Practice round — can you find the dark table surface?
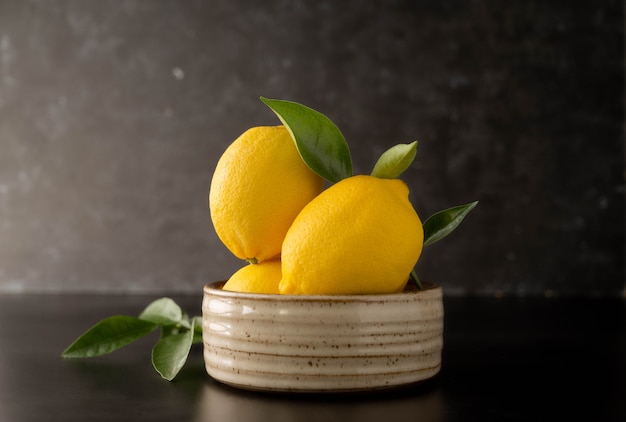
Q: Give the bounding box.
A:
[0,293,624,422]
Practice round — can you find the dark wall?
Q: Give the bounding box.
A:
[0,0,624,296]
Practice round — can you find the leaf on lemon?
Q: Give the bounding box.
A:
[423,201,478,247]
[371,141,418,179]
[260,97,352,183]
[151,318,195,381]
[61,316,158,358]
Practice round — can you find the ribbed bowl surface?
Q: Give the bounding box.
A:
[202,281,444,392]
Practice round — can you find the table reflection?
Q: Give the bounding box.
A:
[194,377,444,422]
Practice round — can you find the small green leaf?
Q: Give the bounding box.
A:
[151,319,195,381]
[423,201,479,247]
[371,141,418,179]
[260,96,352,183]
[139,297,188,328]
[61,316,158,358]
[192,316,203,344]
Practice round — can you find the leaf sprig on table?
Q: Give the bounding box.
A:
[62,298,202,381]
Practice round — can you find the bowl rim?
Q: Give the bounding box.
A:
[203,280,441,301]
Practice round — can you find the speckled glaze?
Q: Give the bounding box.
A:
[202,281,444,392]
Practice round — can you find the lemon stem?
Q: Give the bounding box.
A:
[246,258,259,265]
[410,269,423,290]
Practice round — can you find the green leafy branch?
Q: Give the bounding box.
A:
[62,298,202,381]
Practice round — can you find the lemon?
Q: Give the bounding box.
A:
[209,126,324,263]
[279,175,423,295]
[222,259,282,294]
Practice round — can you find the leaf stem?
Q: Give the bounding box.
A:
[410,269,423,290]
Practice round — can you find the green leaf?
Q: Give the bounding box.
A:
[139,297,188,328]
[151,319,195,381]
[423,201,479,247]
[61,316,158,358]
[192,316,203,344]
[260,97,352,183]
[371,141,418,179]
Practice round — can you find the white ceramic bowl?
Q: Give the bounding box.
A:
[202,281,444,393]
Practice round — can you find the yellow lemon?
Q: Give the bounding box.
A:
[209,126,324,263]
[279,175,423,295]
[222,259,282,294]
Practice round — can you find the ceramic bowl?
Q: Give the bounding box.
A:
[201,281,444,393]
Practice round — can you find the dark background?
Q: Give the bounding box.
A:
[0,0,623,296]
